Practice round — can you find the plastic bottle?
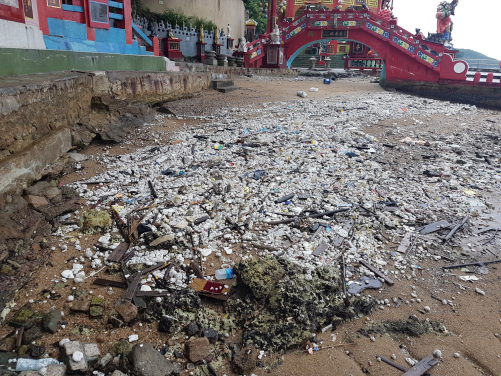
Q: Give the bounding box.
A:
[215,268,235,280]
[16,358,61,372]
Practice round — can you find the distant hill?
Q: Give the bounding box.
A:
[455,49,499,62]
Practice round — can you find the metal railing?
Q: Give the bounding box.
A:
[465,59,500,71]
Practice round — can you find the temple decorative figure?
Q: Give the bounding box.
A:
[436,0,459,44]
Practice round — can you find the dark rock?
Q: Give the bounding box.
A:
[71,127,96,147]
[115,301,138,323]
[37,199,81,220]
[43,187,62,202]
[186,337,210,363]
[23,325,43,345]
[90,306,104,318]
[70,299,90,313]
[0,337,16,352]
[17,345,29,356]
[79,210,113,235]
[9,306,36,328]
[202,328,218,344]
[130,342,175,376]
[232,345,258,374]
[185,323,199,337]
[108,312,125,328]
[24,195,49,209]
[158,316,175,334]
[28,344,46,358]
[43,310,62,333]
[24,181,50,196]
[229,258,376,352]
[0,352,17,366]
[109,339,133,357]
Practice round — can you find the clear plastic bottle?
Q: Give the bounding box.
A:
[215,268,235,280]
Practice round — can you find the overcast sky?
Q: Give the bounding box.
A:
[393,0,501,61]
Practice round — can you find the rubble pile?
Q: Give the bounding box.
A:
[2,79,501,375]
[229,257,375,351]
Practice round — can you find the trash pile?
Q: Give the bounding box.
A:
[2,86,501,375]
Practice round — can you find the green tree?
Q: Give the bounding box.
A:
[242,0,267,35]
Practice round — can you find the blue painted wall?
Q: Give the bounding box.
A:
[44,18,153,55]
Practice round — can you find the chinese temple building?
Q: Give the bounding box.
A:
[276,0,389,69]
[0,0,158,55]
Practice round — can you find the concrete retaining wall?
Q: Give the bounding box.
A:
[0,48,168,77]
[0,66,294,193]
[0,128,72,194]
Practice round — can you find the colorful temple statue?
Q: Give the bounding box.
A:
[436,0,459,43]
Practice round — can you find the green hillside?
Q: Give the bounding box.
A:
[456,49,499,62]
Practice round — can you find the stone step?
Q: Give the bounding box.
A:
[209,79,240,93]
[209,79,235,90]
[217,86,240,93]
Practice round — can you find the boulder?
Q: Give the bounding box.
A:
[130,342,175,376]
[43,310,62,333]
[79,210,112,235]
[185,323,199,337]
[23,326,43,345]
[24,195,49,209]
[43,187,61,201]
[109,339,133,357]
[82,343,100,363]
[158,317,175,334]
[24,181,50,196]
[0,337,16,352]
[28,344,45,358]
[45,364,67,376]
[186,337,210,363]
[202,328,218,344]
[115,301,138,323]
[232,345,258,374]
[71,128,96,147]
[62,341,88,373]
[9,306,36,328]
[67,153,88,162]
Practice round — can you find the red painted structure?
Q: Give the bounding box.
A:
[0,0,25,23]
[1,0,156,55]
[235,6,484,90]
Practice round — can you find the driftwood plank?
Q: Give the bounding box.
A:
[401,355,438,376]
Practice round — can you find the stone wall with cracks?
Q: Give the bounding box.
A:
[0,70,212,194]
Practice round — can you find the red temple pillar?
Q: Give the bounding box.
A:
[123,0,132,44]
[267,0,277,33]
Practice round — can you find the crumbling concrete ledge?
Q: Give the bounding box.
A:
[0,127,71,194]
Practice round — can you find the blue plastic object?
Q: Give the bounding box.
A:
[324,78,331,84]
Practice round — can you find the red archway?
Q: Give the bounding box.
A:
[237,8,471,89]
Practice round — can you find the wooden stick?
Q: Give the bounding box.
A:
[359,260,394,286]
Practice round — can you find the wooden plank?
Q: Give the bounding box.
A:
[121,250,136,264]
[401,355,438,376]
[415,220,451,234]
[123,273,142,301]
[397,232,413,254]
[16,327,24,348]
[308,226,324,242]
[332,220,354,247]
[377,356,407,372]
[136,290,170,297]
[93,278,127,289]
[313,242,329,257]
[107,242,130,263]
[359,260,394,286]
